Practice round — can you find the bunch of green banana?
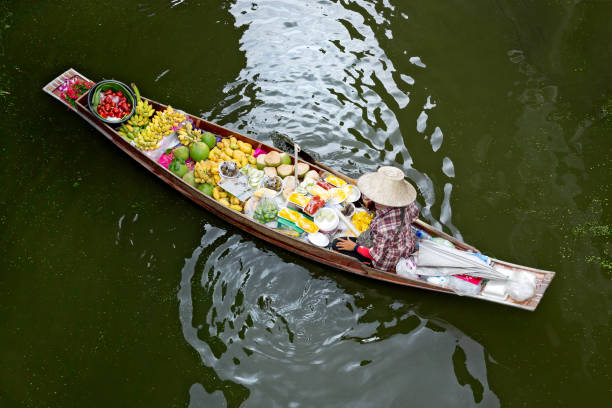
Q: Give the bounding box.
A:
[118,124,143,140]
[177,122,202,146]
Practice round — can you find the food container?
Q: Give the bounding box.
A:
[303,196,325,216]
[324,174,347,188]
[277,217,304,235]
[278,207,301,223]
[342,184,361,202]
[219,161,240,179]
[87,80,136,124]
[316,180,335,190]
[327,188,347,205]
[339,202,355,218]
[296,216,319,234]
[261,175,282,197]
[308,232,329,247]
[314,208,339,234]
[308,185,331,201]
[288,192,309,209]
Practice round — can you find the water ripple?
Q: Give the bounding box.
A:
[180,227,497,406]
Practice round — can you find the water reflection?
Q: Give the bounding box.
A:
[180,226,498,406]
[204,0,459,235]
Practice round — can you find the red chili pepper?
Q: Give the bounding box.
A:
[104,89,112,95]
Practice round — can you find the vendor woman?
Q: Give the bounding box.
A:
[332,166,419,271]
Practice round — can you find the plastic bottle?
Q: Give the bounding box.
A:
[412,226,432,240]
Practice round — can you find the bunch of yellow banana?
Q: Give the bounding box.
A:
[135,98,155,117]
[177,122,203,147]
[134,126,162,151]
[128,110,154,127]
[160,105,186,124]
[127,83,156,127]
[194,160,217,184]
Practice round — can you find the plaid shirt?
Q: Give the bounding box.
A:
[369,202,420,271]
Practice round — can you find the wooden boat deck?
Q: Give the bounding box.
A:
[43,68,555,311]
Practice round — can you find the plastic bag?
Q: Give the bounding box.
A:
[507,271,537,301]
[447,275,483,296]
[243,196,260,218]
[253,197,279,224]
[396,256,419,279]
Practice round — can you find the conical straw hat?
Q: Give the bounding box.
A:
[357,166,417,207]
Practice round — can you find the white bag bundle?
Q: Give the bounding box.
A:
[396,256,418,278]
[507,271,537,302]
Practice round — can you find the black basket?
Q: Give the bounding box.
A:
[87,80,136,125]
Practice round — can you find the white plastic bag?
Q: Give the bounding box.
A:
[396,256,418,278]
[507,271,537,302]
[447,276,482,296]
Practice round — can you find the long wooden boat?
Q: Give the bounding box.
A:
[43,68,555,311]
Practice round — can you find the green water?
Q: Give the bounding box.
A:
[1,0,610,406]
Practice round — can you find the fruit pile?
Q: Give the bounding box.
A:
[177,122,203,147]
[133,106,186,150]
[191,137,260,211]
[97,89,132,119]
[117,84,185,149]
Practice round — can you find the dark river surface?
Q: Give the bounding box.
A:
[1,0,611,406]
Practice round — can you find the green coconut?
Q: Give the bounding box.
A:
[197,183,214,196]
[256,154,267,170]
[263,167,278,177]
[264,151,281,167]
[173,146,189,162]
[201,132,217,149]
[182,170,197,187]
[279,152,292,165]
[296,162,310,178]
[277,164,294,178]
[189,141,210,162]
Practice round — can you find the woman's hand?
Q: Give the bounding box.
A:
[336,238,357,252]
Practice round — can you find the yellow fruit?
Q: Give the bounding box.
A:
[230,204,242,212]
[218,198,230,207]
[248,156,256,165]
[213,175,220,183]
[230,196,240,205]
[239,145,252,154]
[217,142,224,149]
[241,157,248,168]
[222,138,230,147]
